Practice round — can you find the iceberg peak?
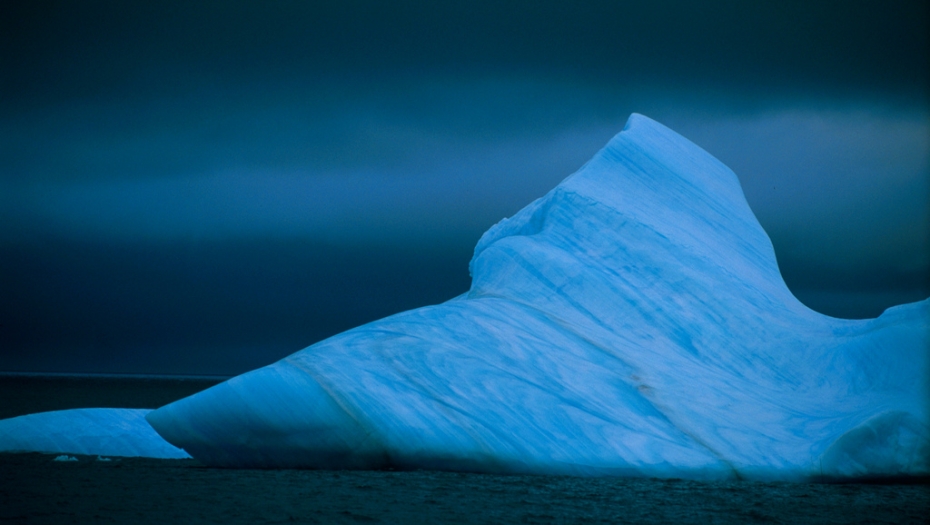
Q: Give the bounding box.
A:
[136,114,929,480]
[470,113,796,327]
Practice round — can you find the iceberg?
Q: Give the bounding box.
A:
[3,114,925,479]
[0,408,190,458]
[144,114,928,480]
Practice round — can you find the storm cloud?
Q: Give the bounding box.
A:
[1,1,927,374]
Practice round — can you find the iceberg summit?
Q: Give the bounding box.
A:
[4,114,929,480]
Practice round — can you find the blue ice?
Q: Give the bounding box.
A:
[0,408,189,459]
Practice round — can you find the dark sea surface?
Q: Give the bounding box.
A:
[1,376,928,524]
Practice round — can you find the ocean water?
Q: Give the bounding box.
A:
[1,376,927,524]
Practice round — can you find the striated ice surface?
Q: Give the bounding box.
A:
[0,408,190,458]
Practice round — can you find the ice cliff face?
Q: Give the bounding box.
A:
[122,114,929,478]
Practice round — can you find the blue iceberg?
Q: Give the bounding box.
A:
[2,114,926,479]
[144,114,929,480]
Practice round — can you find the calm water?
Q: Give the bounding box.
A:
[1,376,927,524]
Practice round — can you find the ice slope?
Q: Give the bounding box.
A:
[0,408,190,458]
[147,114,921,478]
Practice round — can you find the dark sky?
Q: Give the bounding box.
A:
[1,1,928,375]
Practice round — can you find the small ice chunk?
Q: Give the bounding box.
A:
[0,408,190,459]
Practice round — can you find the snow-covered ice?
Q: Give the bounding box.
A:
[3,114,926,479]
[0,408,190,459]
